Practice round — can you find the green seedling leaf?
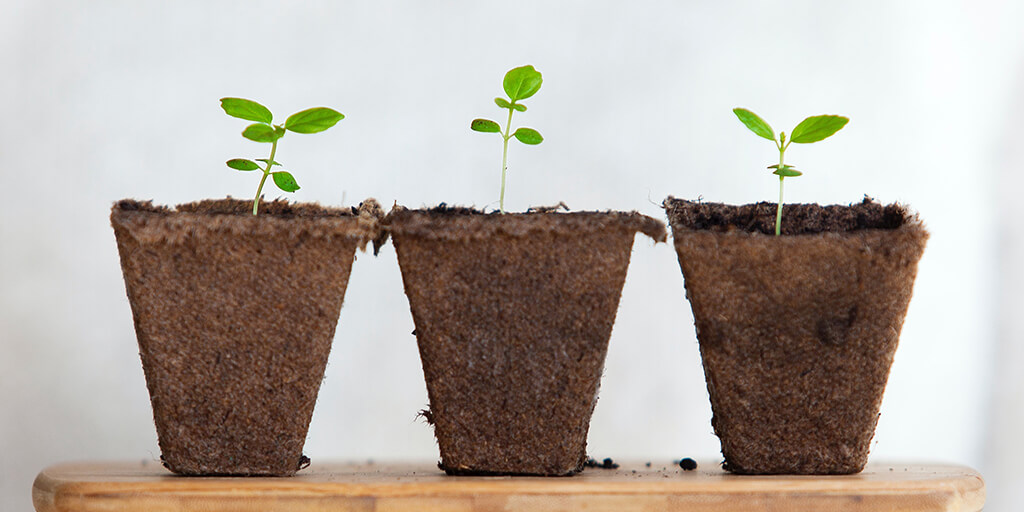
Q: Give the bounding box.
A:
[255,158,282,166]
[220,98,273,124]
[513,127,543,145]
[272,171,300,192]
[285,107,345,134]
[790,115,849,143]
[227,158,260,171]
[471,119,501,133]
[503,65,543,102]
[733,108,775,141]
[495,98,513,109]
[242,123,282,143]
[769,164,803,177]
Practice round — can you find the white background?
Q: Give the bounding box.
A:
[2,1,1022,510]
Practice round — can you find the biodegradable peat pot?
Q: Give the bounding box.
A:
[111,198,383,476]
[664,197,928,475]
[386,206,666,476]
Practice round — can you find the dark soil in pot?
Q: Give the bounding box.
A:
[664,197,928,475]
[386,206,665,476]
[110,198,383,476]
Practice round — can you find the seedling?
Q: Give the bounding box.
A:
[471,65,544,213]
[733,108,848,235]
[220,98,344,215]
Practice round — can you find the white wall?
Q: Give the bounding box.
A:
[2,1,1021,510]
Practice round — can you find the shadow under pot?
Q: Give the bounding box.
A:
[664,197,928,475]
[387,206,665,476]
[110,198,382,476]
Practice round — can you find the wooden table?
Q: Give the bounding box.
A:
[32,460,985,511]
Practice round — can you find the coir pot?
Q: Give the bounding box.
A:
[111,198,383,476]
[664,197,928,475]
[387,206,665,476]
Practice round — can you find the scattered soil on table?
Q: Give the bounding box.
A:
[584,457,620,469]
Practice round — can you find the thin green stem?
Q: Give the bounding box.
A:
[770,142,786,234]
[499,107,514,213]
[776,175,784,236]
[253,137,280,216]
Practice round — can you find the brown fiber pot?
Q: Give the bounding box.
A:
[664,197,928,475]
[111,198,382,476]
[386,206,665,476]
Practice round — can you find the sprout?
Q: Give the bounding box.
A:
[733,108,849,235]
[471,65,544,213]
[221,98,344,215]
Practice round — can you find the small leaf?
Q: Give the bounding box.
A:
[471,119,501,133]
[220,98,273,124]
[503,65,543,102]
[272,171,300,192]
[790,115,849,143]
[494,97,527,112]
[285,107,344,134]
[226,158,259,171]
[256,158,282,166]
[733,108,775,141]
[769,165,803,177]
[242,123,281,143]
[513,127,543,145]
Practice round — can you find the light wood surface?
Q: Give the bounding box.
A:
[32,460,985,512]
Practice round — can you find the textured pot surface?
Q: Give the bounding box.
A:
[665,198,928,475]
[111,198,381,476]
[388,207,665,476]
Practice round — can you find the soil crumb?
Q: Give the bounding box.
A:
[584,457,620,469]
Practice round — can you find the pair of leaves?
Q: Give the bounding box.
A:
[495,97,526,112]
[733,108,848,144]
[225,158,298,192]
[221,98,345,143]
[470,119,544,144]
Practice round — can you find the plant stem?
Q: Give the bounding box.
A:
[775,143,786,236]
[253,138,280,216]
[499,108,514,213]
[776,176,784,236]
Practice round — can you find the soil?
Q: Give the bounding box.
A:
[387,206,665,476]
[111,198,382,476]
[663,196,907,235]
[664,197,928,475]
[386,204,666,241]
